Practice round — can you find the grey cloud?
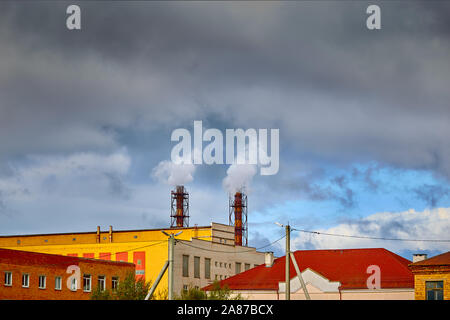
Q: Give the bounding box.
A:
[1,1,450,183]
[104,172,131,200]
[1,0,450,237]
[248,231,284,257]
[413,184,450,208]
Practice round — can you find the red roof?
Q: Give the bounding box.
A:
[204,248,414,291]
[0,248,134,268]
[409,251,450,267]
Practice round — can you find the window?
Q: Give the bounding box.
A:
[22,274,30,288]
[4,272,12,286]
[245,263,250,271]
[98,276,106,291]
[112,277,119,291]
[426,281,444,300]
[182,255,189,277]
[183,285,188,292]
[38,275,46,289]
[55,277,62,290]
[205,258,211,279]
[235,262,241,274]
[70,278,77,291]
[215,261,218,267]
[220,262,222,268]
[83,274,92,292]
[194,256,200,279]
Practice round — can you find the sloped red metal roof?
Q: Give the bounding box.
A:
[409,251,450,267]
[204,248,414,291]
[0,248,134,267]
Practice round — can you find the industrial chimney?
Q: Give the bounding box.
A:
[171,185,190,228]
[229,191,248,246]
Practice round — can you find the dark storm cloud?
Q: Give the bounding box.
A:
[413,184,450,208]
[1,1,450,179]
[280,169,356,209]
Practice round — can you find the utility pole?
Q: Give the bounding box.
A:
[285,224,290,300]
[168,233,175,300]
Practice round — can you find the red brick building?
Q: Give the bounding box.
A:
[0,248,135,300]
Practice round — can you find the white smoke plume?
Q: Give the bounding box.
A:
[152,160,196,186]
[222,163,257,195]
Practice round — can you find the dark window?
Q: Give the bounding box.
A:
[55,276,62,290]
[4,272,12,286]
[245,263,250,271]
[194,256,200,279]
[22,274,30,288]
[112,277,119,291]
[235,262,241,274]
[38,275,46,289]
[205,258,211,279]
[83,274,92,292]
[182,255,189,277]
[426,281,444,300]
[98,275,106,291]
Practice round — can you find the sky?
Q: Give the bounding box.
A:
[0,1,449,260]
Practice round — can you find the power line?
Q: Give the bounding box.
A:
[291,227,450,243]
[95,240,167,259]
[176,234,286,254]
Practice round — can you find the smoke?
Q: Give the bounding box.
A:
[222,164,257,195]
[152,160,196,186]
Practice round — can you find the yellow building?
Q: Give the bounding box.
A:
[0,222,265,298]
[409,251,450,300]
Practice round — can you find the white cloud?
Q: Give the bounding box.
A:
[291,207,450,252]
[0,150,131,205]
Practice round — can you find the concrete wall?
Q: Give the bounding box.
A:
[173,237,265,296]
[228,287,414,300]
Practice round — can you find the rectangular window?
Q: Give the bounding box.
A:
[22,274,30,288]
[98,275,106,291]
[83,274,92,292]
[194,256,200,279]
[38,275,46,289]
[235,262,241,275]
[4,272,12,286]
[182,255,189,277]
[70,278,77,291]
[426,281,444,300]
[245,263,250,271]
[183,285,188,292]
[112,276,119,291]
[55,276,62,290]
[204,258,211,279]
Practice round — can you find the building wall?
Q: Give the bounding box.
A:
[0,225,212,297]
[411,266,450,300]
[0,223,265,299]
[173,238,265,296]
[225,288,414,300]
[0,256,134,300]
